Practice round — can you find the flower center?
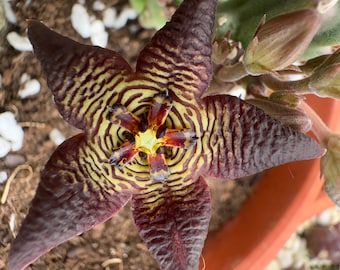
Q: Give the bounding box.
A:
[107,93,197,182]
[135,129,159,154]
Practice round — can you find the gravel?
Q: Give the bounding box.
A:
[266,207,340,269]
[0,112,24,158]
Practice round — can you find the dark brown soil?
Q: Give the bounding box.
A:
[0,1,258,269]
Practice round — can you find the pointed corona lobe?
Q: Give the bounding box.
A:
[8,0,324,269]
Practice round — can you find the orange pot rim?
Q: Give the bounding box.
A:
[202,95,339,270]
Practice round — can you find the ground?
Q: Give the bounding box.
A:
[0,1,258,269]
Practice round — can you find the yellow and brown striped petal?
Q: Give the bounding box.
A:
[7,134,132,270]
[136,0,217,101]
[201,95,324,179]
[131,176,211,270]
[27,20,132,134]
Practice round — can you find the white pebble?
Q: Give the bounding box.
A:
[18,79,41,98]
[0,171,8,184]
[90,20,108,47]
[92,0,106,11]
[103,7,138,29]
[114,7,138,29]
[49,128,65,146]
[103,7,117,28]
[3,0,17,24]
[6,32,33,51]
[265,259,281,270]
[0,137,11,158]
[9,213,16,233]
[71,4,91,38]
[317,209,332,226]
[20,73,30,84]
[0,112,24,152]
[277,249,293,269]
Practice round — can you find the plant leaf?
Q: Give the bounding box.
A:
[7,134,132,270]
[131,176,211,270]
[136,0,217,100]
[27,20,132,133]
[202,95,323,179]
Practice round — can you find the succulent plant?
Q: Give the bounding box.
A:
[7,0,326,269]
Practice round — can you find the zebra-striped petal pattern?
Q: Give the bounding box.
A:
[132,177,211,270]
[8,0,324,269]
[7,134,132,270]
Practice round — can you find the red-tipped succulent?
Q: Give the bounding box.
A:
[8,0,323,269]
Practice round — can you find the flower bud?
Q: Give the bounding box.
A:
[322,133,340,207]
[212,33,243,66]
[269,91,303,108]
[308,49,340,98]
[243,9,321,75]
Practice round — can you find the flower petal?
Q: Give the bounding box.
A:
[148,93,173,130]
[202,95,323,179]
[148,153,170,181]
[27,20,132,132]
[7,134,132,270]
[132,176,211,270]
[136,0,217,99]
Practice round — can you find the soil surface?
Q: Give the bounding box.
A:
[0,1,258,269]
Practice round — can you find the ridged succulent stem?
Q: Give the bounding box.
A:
[260,73,311,92]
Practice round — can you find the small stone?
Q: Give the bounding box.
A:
[49,128,65,146]
[0,137,11,158]
[71,3,91,38]
[9,213,16,233]
[0,111,24,152]
[317,209,332,226]
[114,7,138,29]
[4,154,26,168]
[90,20,108,47]
[265,259,281,270]
[92,0,105,11]
[92,223,105,239]
[3,0,16,24]
[103,7,117,28]
[6,32,33,51]
[277,249,293,269]
[0,171,8,184]
[103,7,138,29]
[67,247,87,258]
[18,78,41,98]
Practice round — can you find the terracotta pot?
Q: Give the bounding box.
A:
[202,95,339,270]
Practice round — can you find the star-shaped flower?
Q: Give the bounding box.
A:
[8,0,323,269]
